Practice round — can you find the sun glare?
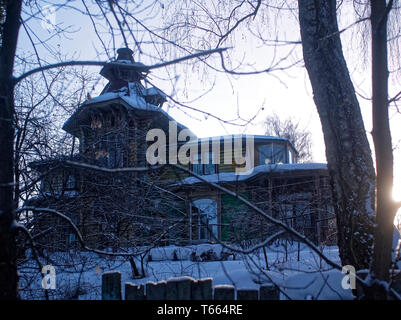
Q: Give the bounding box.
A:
[393,187,401,230]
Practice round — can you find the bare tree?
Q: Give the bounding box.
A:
[298,0,376,274]
[161,0,401,298]
[0,0,23,300]
[298,0,401,299]
[0,0,228,299]
[263,113,313,163]
[2,0,401,300]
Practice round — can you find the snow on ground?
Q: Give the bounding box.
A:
[283,270,354,300]
[18,241,363,300]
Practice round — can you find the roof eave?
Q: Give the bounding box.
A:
[62,97,189,135]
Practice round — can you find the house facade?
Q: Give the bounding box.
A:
[172,136,335,246]
[27,48,336,251]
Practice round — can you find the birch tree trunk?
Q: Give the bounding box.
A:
[298,0,376,271]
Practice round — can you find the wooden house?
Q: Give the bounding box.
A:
[27,48,336,251]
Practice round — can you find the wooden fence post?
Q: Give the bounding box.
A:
[191,278,213,300]
[214,285,235,300]
[112,275,283,300]
[166,276,193,300]
[237,288,259,300]
[146,280,167,300]
[260,284,280,300]
[102,271,122,300]
[125,283,145,300]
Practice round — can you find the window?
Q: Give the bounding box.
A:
[108,149,116,168]
[91,118,102,129]
[66,175,75,189]
[203,152,216,175]
[192,153,203,175]
[280,204,294,227]
[116,148,124,168]
[273,143,285,164]
[191,199,218,242]
[295,203,311,228]
[44,173,63,192]
[259,143,287,164]
[68,233,76,244]
[258,144,272,165]
[96,135,125,168]
[96,150,108,167]
[107,148,124,168]
[191,152,217,175]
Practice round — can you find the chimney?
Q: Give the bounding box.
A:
[116,47,134,62]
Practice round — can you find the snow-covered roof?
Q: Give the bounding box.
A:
[192,134,290,143]
[63,85,187,133]
[112,60,146,68]
[176,163,328,186]
[145,87,167,99]
[88,88,159,111]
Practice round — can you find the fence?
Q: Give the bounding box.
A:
[101,271,280,300]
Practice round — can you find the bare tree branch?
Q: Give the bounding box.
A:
[17,206,184,258]
[14,47,229,84]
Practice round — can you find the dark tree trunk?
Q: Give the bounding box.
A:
[0,0,22,300]
[368,0,396,299]
[129,256,140,278]
[298,0,376,271]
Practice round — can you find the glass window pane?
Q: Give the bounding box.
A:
[116,148,124,168]
[193,164,202,175]
[295,203,311,228]
[203,152,216,175]
[192,153,203,175]
[192,199,218,241]
[66,175,75,189]
[273,144,285,164]
[259,144,272,165]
